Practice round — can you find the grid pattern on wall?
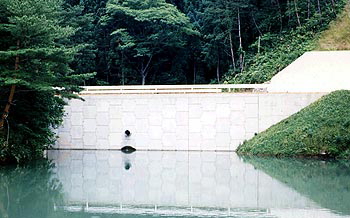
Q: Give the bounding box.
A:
[55,93,324,151]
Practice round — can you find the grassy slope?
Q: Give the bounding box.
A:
[237,90,350,159]
[317,3,350,50]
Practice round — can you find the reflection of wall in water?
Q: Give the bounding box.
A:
[55,93,324,151]
[48,150,317,209]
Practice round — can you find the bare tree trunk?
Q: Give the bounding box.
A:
[287,0,291,25]
[238,9,244,72]
[121,52,125,85]
[238,9,242,51]
[307,0,311,19]
[193,62,196,84]
[293,0,302,27]
[317,0,323,23]
[216,55,220,84]
[0,40,20,130]
[228,32,236,72]
[139,55,153,85]
[252,14,262,54]
[252,14,262,36]
[276,0,283,32]
[317,0,322,14]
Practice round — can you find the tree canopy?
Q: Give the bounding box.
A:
[60,0,346,85]
[103,0,198,84]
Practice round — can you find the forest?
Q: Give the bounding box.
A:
[1,0,346,86]
[60,0,346,85]
[0,0,347,162]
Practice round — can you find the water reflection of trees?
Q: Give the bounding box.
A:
[0,161,63,218]
[242,156,350,215]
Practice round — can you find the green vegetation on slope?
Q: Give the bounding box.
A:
[242,157,350,215]
[317,3,350,50]
[226,30,316,84]
[237,90,350,159]
[226,1,348,84]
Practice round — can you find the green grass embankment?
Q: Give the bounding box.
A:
[237,90,350,159]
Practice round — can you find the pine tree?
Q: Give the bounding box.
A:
[0,0,93,162]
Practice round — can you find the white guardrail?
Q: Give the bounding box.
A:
[80,84,269,94]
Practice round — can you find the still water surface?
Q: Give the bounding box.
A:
[0,150,350,218]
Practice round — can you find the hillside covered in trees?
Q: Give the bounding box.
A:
[53,0,348,85]
[0,0,347,162]
[65,0,345,85]
[1,0,347,86]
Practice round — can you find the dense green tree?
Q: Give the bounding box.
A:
[0,0,93,162]
[200,0,254,82]
[102,0,198,85]
[61,2,97,80]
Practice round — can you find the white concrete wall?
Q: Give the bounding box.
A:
[55,93,325,151]
[268,51,350,92]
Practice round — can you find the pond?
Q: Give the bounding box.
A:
[0,150,350,218]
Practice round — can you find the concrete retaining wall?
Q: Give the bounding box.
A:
[55,93,325,151]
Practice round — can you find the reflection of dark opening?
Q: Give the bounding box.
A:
[124,162,131,170]
[125,130,131,137]
[121,146,136,154]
